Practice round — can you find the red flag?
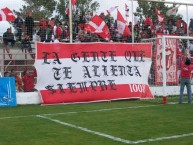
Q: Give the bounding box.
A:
[117,10,131,36]
[125,4,129,17]
[107,6,118,15]
[72,0,76,6]
[0,7,15,21]
[84,15,111,39]
[155,8,164,23]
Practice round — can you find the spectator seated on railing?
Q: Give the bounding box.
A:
[21,34,32,52]
[3,28,15,47]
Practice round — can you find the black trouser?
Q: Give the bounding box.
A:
[16,28,22,41]
[4,39,15,46]
[27,28,33,40]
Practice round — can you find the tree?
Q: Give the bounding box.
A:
[55,0,68,20]
[15,0,100,21]
[56,0,100,20]
[14,0,56,21]
[75,0,99,14]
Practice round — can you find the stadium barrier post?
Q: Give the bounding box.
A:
[162,36,167,104]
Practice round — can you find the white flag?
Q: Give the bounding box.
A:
[166,5,180,16]
[107,6,118,15]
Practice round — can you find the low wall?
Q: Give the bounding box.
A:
[16,85,188,105]
[16,92,41,105]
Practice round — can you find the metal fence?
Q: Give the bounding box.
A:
[1,0,193,94]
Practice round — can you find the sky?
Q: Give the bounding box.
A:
[0,0,193,35]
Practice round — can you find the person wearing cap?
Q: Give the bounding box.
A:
[3,28,15,47]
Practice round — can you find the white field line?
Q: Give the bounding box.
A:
[36,115,134,144]
[132,133,193,144]
[37,114,193,144]
[0,115,36,120]
[0,104,162,120]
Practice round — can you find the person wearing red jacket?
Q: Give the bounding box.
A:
[55,23,63,39]
[22,69,37,92]
[179,57,193,104]
[38,17,47,29]
[144,15,152,28]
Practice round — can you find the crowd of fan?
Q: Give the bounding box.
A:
[2,11,193,48]
[2,10,193,89]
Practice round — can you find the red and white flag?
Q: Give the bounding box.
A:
[107,6,118,15]
[72,0,76,6]
[125,4,129,17]
[155,8,164,23]
[84,15,111,39]
[117,10,131,36]
[155,34,178,85]
[166,5,180,16]
[0,7,15,21]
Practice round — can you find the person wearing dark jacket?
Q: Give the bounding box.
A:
[3,28,15,46]
[25,11,34,40]
[14,12,23,41]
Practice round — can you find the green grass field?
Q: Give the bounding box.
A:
[0,98,193,145]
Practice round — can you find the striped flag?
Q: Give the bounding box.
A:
[35,43,153,104]
[0,7,15,21]
[155,8,164,23]
[117,10,131,36]
[84,15,111,39]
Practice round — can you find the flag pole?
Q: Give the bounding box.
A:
[125,4,128,25]
[69,0,73,43]
[126,14,128,25]
[131,0,134,43]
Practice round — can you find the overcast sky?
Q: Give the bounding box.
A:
[0,0,193,35]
